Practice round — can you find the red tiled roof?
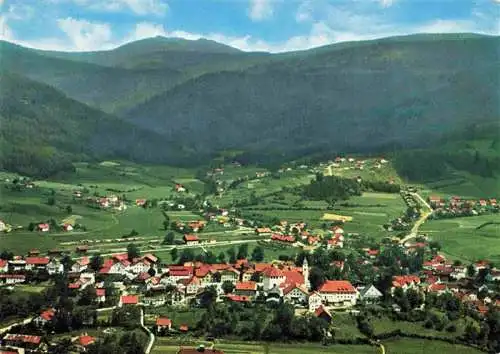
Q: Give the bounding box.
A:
[0,274,25,279]
[255,227,272,233]
[282,270,304,286]
[179,324,189,332]
[271,234,295,243]
[263,267,284,278]
[235,281,257,291]
[95,288,105,297]
[428,283,447,292]
[40,308,55,321]
[254,263,272,272]
[392,275,420,288]
[68,282,81,289]
[226,294,251,303]
[315,305,332,319]
[25,257,50,265]
[79,335,95,347]
[143,253,158,263]
[0,259,7,268]
[169,268,192,277]
[156,317,172,327]
[4,334,41,344]
[184,234,199,242]
[120,295,139,305]
[282,283,308,296]
[318,280,356,293]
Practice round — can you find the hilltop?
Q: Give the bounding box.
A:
[0,72,187,177]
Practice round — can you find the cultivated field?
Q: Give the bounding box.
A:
[420,214,500,263]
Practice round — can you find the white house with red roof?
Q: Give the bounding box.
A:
[391,275,421,293]
[95,288,106,303]
[283,283,309,305]
[119,295,139,307]
[25,257,50,271]
[37,223,50,232]
[34,308,55,327]
[184,234,200,245]
[0,259,8,273]
[263,267,285,291]
[72,257,90,273]
[156,317,172,331]
[235,281,258,297]
[317,280,357,308]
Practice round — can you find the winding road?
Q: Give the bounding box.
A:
[399,192,433,245]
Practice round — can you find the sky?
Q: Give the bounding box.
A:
[0,0,499,53]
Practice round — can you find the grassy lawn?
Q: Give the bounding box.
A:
[145,307,205,328]
[420,214,500,263]
[382,338,483,354]
[152,338,377,354]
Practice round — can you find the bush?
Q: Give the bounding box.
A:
[446,324,457,333]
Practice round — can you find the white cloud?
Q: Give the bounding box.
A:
[5,4,35,21]
[248,0,274,21]
[57,17,113,51]
[0,15,14,40]
[46,0,168,16]
[380,0,394,8]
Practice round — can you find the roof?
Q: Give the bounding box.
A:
[254,263,272,272]
[143,253,158,263]
[25,257,50,265]
[271,234,295,243]
[79,335,95,347]
[0,259,7,268]
[235,281,257,291]
[282,270,304,286]
[226,294,251,303]
[263,267,284,278]
[95,288,106,297]
[40,308,55,321]
[184,234,199,242]
[392,275,420,288]
[156,317,172,326]
[179,324,189,332]
[282,283,309,296]
[318,280,356,293]
[314,305,332,319]
[120,295,139,305]
[3,333,41,344]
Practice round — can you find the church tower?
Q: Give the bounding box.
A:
[302,257,310,290]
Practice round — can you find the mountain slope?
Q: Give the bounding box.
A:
[0,71,184,177]
[124,34,500,156]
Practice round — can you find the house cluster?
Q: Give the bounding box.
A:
[428,195,498,217]
[263,221,346,250]
[86,194,127,211]
[0,255,64,285]
[389,253,500,315]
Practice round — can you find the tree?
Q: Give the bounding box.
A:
[90,254,103,272]
[309,268,325,291]
[47,196,56,206]
[227,247,237,264]
[162,220,170,230]
[199,286,218,308]
[163,232,175,245]
[66,205,72,214]
[221,281,235,294]
[237,244,249,260]
[127,243,140,261]
[148,267,156,277]
[178,249,195,264]
[169,248,178,263]
[251,246,265,262]
[218,252,226,263]
[467,264,476,278]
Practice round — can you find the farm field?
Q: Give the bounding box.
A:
[382,338,483,354]
[420,214,500,263]
[151,339,377,354]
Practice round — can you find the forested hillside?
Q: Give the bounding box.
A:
[0,33,498,177]
[0,72,186,177]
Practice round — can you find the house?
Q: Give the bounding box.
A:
[95,288,106,303]
[25,257,50,271]
[234,281,257,297]
[119,295,139,307]
[283,283,309,305]
[37,223,50,232]
[62,224,73,232]
[314,305,333,323]
[78,334,95,348]
[167,266,193,283]
[255,227,272,235]
[357,285,383,303]
[317,280,357,308]
[263,267,285,291]
[76,245,89,254]
[219,267,239,283]
[2,334,42,350]
[156,317,172,331]
[175,184,186,192]
[183,234,199,245]
[271,234,295,243]
[0,274,25,284]
[0,259,8,273]
[135,199,147,207]
[365,249,379,258]
[34,308,55,327]
[391,275,421,293]
[0,220,6,232]
[72,257,90,273]
[308,291,323,311]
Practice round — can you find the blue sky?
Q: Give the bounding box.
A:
[0,0,498,52]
